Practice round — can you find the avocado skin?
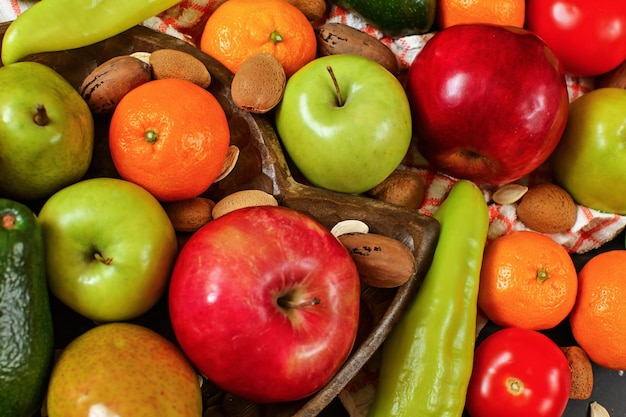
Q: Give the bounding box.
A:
[334,0,437,36]
[0,199,54,417]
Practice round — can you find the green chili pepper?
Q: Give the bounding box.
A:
[1,0,181,65]
[367,179,489,417]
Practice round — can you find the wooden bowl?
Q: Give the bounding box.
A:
[0,23,439,417]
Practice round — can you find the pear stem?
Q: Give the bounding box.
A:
[34,104,49,126]
[326,65,343,107]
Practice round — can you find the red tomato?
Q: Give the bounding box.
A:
[525,0,626,77]
[465,327,571,417]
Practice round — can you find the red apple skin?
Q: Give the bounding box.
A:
[406,24,569,185]
[168,205,361,404]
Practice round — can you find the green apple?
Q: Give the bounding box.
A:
[551,88,626,214]
[275,54,412,194]
[0,61,94,201]
[46,322,202,417]
[38,177,177,322]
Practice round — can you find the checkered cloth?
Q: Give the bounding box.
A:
[401,166,626,254]
[3,1,624,254]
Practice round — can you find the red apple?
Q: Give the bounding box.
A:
[168,205,361,404]
[406,24,569,185]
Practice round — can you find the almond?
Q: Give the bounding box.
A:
[212,189,278,219]
[163,197,215,233]
[516,183,577,234]
[590,402,611,417]
[330,219,370,237]
[149,48,212,88]
[231,52,286,114]
[214,145,240,183]
[338,232,416,288]
[561,346,593,400]
[129,51,151,64]
[79,55,152,115]
[492,183,528,205]
[284,0,327,21]
[368,170,425,209]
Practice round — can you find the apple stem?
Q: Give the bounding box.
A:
[94,252,113,265]
[326,66,343,107]
[278,296,321,310]
[2,213,16,230]
[34,104,49,126]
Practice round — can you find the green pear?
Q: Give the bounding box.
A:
[46,322,203,417]
[0,61,94,201]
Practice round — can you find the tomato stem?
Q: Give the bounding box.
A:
[326,65,344,107]
[506,377,525,396]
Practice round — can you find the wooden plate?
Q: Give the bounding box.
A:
[0,23,439,417]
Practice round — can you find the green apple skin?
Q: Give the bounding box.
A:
[551,88,626,214]
[275,54,412,194]
[46,322,203,417]
[0,62,94,201]
[37,177,177,322]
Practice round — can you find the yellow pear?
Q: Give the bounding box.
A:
[46,322,202,417]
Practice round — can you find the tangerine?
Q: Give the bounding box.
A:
[570,250,626,371]
[437,0,525,29]
[108,78,230,202]
[478,230,578,330]
[199,0,317,77]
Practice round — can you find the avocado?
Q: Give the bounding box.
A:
[334,0,437,36]
[0,199,54,417]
